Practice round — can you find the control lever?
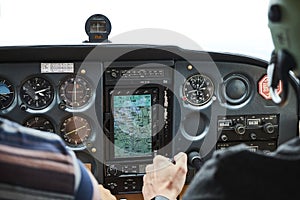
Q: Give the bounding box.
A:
[188,151,203,171]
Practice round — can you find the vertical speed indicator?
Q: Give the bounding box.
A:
[182,74,214,106]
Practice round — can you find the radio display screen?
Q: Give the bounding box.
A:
[113,94,152,158]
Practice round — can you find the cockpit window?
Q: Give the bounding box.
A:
[0,0,272,60]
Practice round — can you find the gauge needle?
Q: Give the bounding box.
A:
[35,87,49,95]
[65,125,86,136]
[0,92,13,98]
[188,90,197,93]
[197,87,206,91]
[74,80,77,102]
[199,80,205,88]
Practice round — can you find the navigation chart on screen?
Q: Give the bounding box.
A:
[113,94,152,158]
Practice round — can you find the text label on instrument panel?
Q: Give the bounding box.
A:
[41,63,74,73]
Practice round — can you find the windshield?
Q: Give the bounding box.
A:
[0,0,273,61]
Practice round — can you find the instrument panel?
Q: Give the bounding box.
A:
[0,61,100,151]
[0,44,298,195]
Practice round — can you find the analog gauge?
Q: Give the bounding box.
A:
[59,75,93,109]
[60,115,92,148]
[182,74,214,106]
[0,78,15,110]
[20,77,54,110]
[23,116,55,133]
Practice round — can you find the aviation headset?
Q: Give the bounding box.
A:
[267,0,300,106]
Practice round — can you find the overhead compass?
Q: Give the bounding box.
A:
[182,74,214,106]
[0,78,15,110]
[20,77,54,110]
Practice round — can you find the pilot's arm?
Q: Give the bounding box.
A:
[0,117,116,200]
[84,165,116,200]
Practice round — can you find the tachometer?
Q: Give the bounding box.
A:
[23,116,55,133]
[182,74,214,106]
[20,77,54,110]
[0,78,15,110]
[59,75,93,109]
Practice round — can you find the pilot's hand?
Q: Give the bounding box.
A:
[98,184,117,200]
[142,152,188,200]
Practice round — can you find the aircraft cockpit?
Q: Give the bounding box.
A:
[0,2,299,199]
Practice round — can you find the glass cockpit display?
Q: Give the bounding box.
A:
[113,94,152,158]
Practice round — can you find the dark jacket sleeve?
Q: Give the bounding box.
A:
[182,144,250,200]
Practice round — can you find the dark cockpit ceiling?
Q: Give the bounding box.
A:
[0,44,298,194]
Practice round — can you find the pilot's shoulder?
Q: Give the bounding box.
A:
[272,137,300,158]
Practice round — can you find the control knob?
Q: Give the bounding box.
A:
[111,71,118,78]
[221,134,228,141]
[108,182,118,190]
[107,165,118,176]
[264,123,275,134]
[234,123,246,135]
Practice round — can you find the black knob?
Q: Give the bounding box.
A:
[250,133,257,140]
[235,124,246,135]
[107,166,118,176]
[111,71,118,78]
[221,135,228,141]
[269,5,281,22]
[109,183,117,190]
[59,101,66,110]
[188,151,203,171]
[264,123,275,134]
[20,104,27,111]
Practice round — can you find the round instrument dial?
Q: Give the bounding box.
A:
[23,116,55,133]
[0,78,15,110]
[20,77,54,110]
[59,75,93,109]
[182,74,214,106]
[60,115,92,148]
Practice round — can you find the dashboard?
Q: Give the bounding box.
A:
[0,44,298,195]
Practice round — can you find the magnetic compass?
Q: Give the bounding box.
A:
[182,74,214,106]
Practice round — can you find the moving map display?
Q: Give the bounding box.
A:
[113,94,152,158]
